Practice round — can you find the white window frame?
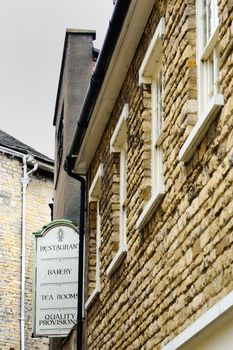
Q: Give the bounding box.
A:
[179,0,224,162]
[85,164,103,310]
[137,18,165,230]
[151,69,164,193]
[162,290,233,350]
[106,104,128,276]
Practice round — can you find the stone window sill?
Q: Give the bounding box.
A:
[106,246,127,277]
[179,93,224,163]
[136,187,165,230]
[85,285,101,310]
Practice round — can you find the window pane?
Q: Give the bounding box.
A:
[154,69,163,138]
[120,148,127,248]
[210,0,218,35]
[152,68,163,194]
[154,147,163,190]
[202,0,217,48]
[157,70,163,134]
[207,51,214,100]
[198,0,219,114]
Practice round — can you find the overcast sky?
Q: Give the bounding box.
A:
[0,0,114,158]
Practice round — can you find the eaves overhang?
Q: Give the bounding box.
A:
[0,145,54,174]
[66,0,155,175]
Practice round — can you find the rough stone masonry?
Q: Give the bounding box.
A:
[84,1,233,349]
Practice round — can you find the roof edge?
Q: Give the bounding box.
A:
[0,145,54,173]
[65,0,132,171]
[66,28,96,38]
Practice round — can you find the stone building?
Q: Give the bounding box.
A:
[64,0,233,349]
[51,29,97,350]
[53,29,97,224]
[0,129,54,350]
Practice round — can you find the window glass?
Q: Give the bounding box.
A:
[198,0,219,113]
[152,67,163,193]
[202,0,217,48]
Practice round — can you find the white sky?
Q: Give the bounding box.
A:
[0,0,114,158]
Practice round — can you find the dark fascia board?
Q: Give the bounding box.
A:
[53,29,96,126]
[64,0,132,172]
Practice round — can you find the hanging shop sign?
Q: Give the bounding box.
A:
[32,220,79,337]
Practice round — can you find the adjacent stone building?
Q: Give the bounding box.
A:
[52,29,97,350]
[53,29,97,224]
[64,0,233,349]
[0,129,54,349]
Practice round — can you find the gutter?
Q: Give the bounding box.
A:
[20,155,38,350]
[63,1,132,348]
[64,162,86,350]
[65,0,132,170]
[0,146,54,173]
[63,2,132,347]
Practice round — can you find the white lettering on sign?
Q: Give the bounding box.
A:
[33,223,79,337]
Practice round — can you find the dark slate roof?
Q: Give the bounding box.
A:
[0,129,54,165]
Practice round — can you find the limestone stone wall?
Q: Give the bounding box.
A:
[85,1,233,349]
[0,153,53,350]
